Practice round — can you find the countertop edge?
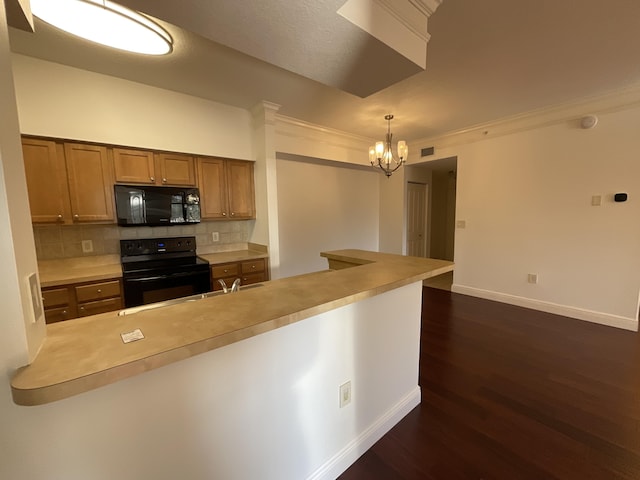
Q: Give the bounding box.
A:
[13,250,453,406]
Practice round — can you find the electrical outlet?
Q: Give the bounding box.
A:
[456,220,466,229]
[591,195,602,206]
[82,240,93,253]
[212,232,219,242]
[527,273,538,284]
[339,381,352,408]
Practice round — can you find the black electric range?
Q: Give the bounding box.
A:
[120,236,210,308]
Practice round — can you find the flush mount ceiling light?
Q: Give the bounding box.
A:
[30,0,173,55]
[369,114,408,178]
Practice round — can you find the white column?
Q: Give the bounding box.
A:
[250,101,282,279]
[0,1,45,364]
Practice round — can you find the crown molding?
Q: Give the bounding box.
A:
[408,0,444,17]
[251,101,281,127]
[276,114,374,144]
[376,0,431,42]
[412,81,640,150]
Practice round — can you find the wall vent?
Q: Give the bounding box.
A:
[421,146,435,157]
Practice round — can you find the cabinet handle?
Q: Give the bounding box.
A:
[150,176,155,182]
[79,306,85,311]
[222,212,226,216]
[73,214,79,219]
[251,265,256,269]
[223,269,228,273]
[162,178,167,184]
[97,289,102,294]
[57,214,63,220]
[230,212,235,217]
[62,310,68,315]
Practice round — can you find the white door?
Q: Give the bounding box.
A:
[406,182,427,257]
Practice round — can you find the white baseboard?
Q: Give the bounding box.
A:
[306,386,421,480]
[452,284,638,332]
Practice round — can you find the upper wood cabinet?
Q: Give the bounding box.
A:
[22,138,114,224]
[197,157,255,220]
[113,148,155,184]
[155,152,196,186]
[64,142,115,223]
[227,160,255,219]
[113,149,196,187]
[197,157,227,219]
[22,138,71,224]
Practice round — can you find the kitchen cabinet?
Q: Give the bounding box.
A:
[211,258,267,291]
[22,138,115,224]
[226,160,256,219]
[21,138,71,224]
[42,286,77,324]
[156,152,196,186]
[197,157,255,220]
[42,278,123,324]
[64,142,115,223]
[113,149,196,187]
[75,280,123,317]
[112,148,155,184]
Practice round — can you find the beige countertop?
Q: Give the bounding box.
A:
[13,250,453,406]
[38,249,268,288]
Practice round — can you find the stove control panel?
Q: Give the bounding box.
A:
[120,236,196,257]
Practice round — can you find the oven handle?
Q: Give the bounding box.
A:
[125,271,205,282]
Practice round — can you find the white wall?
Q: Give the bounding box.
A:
[433,106,640,329]
[276,154,379,278]
[11,54,253,159]
[0,5,43,363]
[0,282,423,480]
[378,168,406,254]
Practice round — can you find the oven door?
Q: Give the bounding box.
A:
[122,268,211,308]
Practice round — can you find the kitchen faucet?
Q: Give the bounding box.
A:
[217,278,242,293]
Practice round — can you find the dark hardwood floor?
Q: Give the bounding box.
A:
[339,287,640,479]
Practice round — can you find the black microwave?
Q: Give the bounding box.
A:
[114,184,201,227]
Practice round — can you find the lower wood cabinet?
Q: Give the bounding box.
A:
[42,279,123,324]
[211,258,268,291]
[41,287,77,324]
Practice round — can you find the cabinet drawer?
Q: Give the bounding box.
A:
[42,287,71,308]
[211,263,239,278]
[77,297,123,317]
[75,280,121,303]
[44,306,76,324]
[241,259,265,274]
[241,272,267,286]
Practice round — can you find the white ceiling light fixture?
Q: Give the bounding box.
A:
[30,0,173,56]
[369,115,407,178]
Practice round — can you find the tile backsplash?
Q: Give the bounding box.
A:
[34,221,251,260]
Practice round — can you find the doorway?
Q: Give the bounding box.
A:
[406,182,427,257]
[405,157,457,289]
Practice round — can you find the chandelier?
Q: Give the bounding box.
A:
[369,114,407,177]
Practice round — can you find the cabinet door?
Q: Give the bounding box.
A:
[156,153,196,186]
[197,157,228,219]
[227,160,255,219]
[64,143,115,222]
[21,138,71,224]
[113,148,155,184]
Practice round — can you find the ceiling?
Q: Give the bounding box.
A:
[7,0,640,142]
